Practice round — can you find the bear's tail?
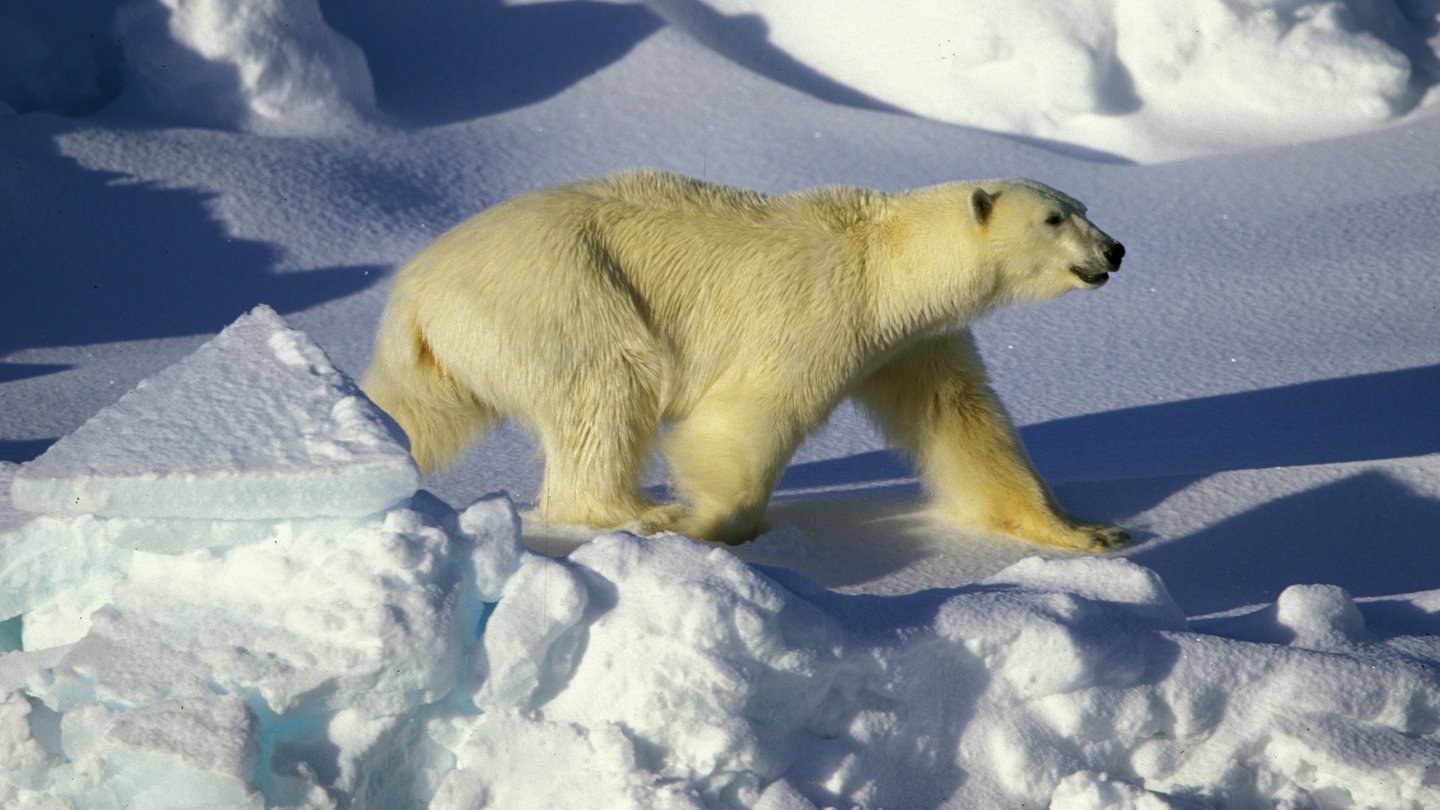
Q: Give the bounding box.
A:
[361,308,498,474]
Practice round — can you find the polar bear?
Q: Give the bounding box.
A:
[362,170,1128,551]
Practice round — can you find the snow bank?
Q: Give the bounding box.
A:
[646,0,1440,161]
[0,0,375,133]
[2,312,1437,806]
[114,0,375,134]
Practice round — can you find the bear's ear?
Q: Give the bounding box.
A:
[970,187,996,225]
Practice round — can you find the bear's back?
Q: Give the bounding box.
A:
[580,169,773,219]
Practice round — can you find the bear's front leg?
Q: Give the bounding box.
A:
[855,331,1128,553]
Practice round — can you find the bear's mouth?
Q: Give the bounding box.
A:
[1072,267,1110,287]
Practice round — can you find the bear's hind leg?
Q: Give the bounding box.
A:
[362,334,501,475]
[855,331,1127,552]
[660,390,801,545]
[532,385,676,532]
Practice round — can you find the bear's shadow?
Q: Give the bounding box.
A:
[518,450,1151,593]
[477,364,1440,604]
[731,365,1440,605]
[539,364,1438,599]
[1126,469,1440,619]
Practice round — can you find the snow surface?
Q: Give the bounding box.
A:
[3,0,1440,806]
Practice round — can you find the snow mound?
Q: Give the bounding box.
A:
[0,495,496,807]
[6,501,1440,806]
[646,0,1439,161]
[2,317,1438,806]
[436,533,1440,808]
[11,305,418,521]
[114,0,376,134]
[0,0,120,116]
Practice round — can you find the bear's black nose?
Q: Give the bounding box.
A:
[1104,241,1126,268]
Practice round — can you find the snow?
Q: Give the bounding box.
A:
[2,0,1440,806]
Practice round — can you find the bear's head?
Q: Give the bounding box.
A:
[969,179,1125,304]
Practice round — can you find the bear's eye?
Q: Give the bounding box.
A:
[1044,213,1064,226]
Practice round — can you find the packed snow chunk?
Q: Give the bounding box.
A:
[0,514,132,650]
[0,691,66,802]
[983,556,1187,631]
[1112,0,1417,145]
[114,0,375,134]
[448,535,1440,806]
[60,697,263,809]
[750,779,823,810]
[455,493,525,603]
[542,534,847,780]
[1194,583,1376,650]
[11,305,419,521]
[430,709,708,810]
[470,553,590,711]
[908,556,1440,805]
[459,532,849,804]
[0,494,512,807]
[1274,583,1371,648]
[1264,713,1440,807]
[937,557,1185,702]
[93,513,371,556]
[0,511,386,650]
[51,502,482,717]
[1120,635,1440,807]
[1050,771,1189,810]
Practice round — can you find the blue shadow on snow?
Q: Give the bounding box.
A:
[0,117,381,358]
[319,0,665,125]
[1129,470,1440,616]
[773,366,1440,612]
[777,363,1440,510]
[1023,363,1440,482]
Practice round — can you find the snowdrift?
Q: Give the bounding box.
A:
[3,309,1438,807]
[645,0,1440,161]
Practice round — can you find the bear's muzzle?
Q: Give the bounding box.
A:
[1104,241,1125,268]
[1072,240,1125,287]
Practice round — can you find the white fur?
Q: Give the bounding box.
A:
[363,170,1127,550]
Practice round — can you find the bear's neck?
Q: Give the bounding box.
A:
[861,214,1006,354]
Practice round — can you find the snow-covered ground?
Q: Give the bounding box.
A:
[3,0,1440,806]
